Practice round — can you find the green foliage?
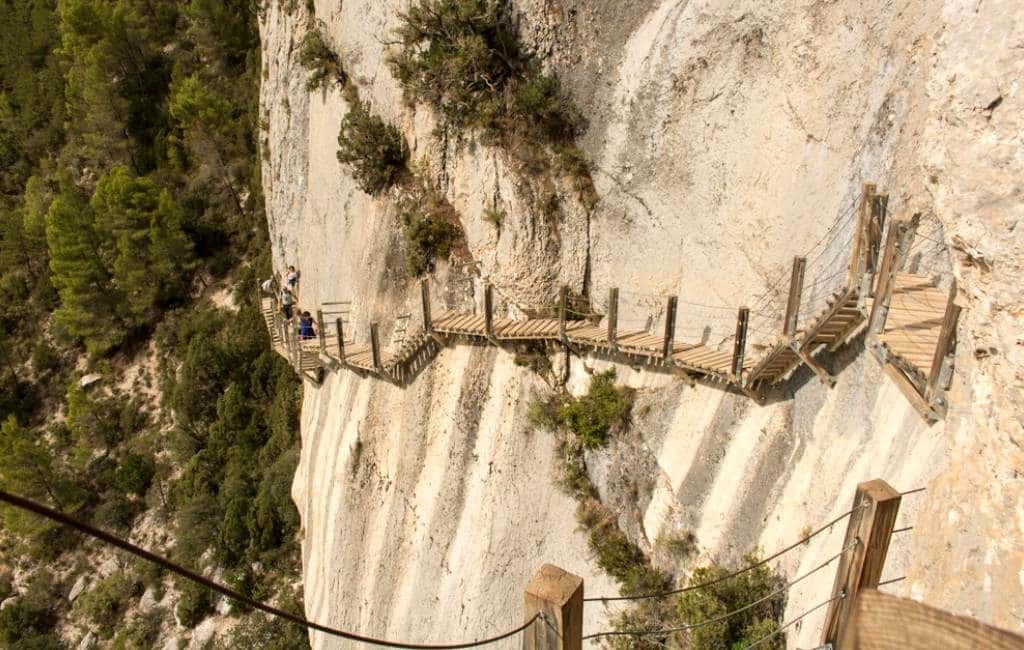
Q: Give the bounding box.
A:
[397,185,460,276]
[76,572,142,639]
[114,451,156,496]
[558,370,632,448]
[111,608,165,650]
[299,27,345,91]
[676,555,785,649]
[0,598,60,648]
[336,94,408,195]
[215,588,310,649]
[174,579,213,629]
[390,0,590,201]
[46,167,196,354]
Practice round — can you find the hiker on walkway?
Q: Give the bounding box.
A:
[281,288,295,320]
[298,311,316,341]
[286,266,299,294]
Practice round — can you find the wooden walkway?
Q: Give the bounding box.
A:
[262,185,960,421]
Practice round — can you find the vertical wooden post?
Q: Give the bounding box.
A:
[522,564,583,650]
[370,323,382,373]
[316,310,326,353]
[731,307,749,378]
[662,296,678,362]
[558,286,568,343]
[848,183,876,286]
[866,192,889,276]
[925,281,960,402]
[868,214,920,335]
[335,318,346,364]
[783,257,807,337]
[484,283,495,340]
[421,279,433,334]
[607,288,619,351]
[821,479,901,647]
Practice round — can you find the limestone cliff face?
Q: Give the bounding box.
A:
[259,0,1024,646]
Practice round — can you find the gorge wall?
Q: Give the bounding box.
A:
[259,0,1024,646]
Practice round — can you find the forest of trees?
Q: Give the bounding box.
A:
[0,0,309,646]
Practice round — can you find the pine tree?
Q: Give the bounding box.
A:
[0,416,82,533]
[45,182,124,354]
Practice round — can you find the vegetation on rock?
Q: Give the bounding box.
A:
[299,26,346,91]
[336,92,408,196]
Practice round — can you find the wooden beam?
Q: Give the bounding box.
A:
[783,256,807,337]
[866,192,889,275]
[821,479,901,647]
[790,341,836,387]
[523,564,583,650]
[558,286,568,343]
[925,281,960,403]
[607,288,619,351]
[316,309,326,353]
[420,279,433,334]
[335,317,346,364]
[869,214,920,335]
[847,183,876,286]
[731,307,749,379]
[841,589,1024,650]
[662,296,678,362]
[484,283,495,340]
[370,323,382,373]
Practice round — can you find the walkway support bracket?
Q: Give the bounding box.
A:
[335,317,346,365]
[558,286,569,343]
[370,323,382,374]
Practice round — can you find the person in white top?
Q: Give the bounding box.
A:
[281,288,295,320]
[286,266,299,293]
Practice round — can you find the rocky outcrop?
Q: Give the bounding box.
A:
[259,0,1024,646]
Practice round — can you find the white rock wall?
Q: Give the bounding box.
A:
[259,0,1024,645]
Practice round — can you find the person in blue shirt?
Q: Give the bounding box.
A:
[298,311,316,340]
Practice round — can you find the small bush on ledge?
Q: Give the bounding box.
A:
[397,182,461,276]
[336,94,408,195]
[389,0,595,207]
[299,28,346,91]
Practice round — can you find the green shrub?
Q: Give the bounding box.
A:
[91,490,141,532]
[111,608,165,650]
[214,588,310,649]
[390,0,581,145]
[660,530,698,561]
[175,580,213,629]
[397,187,460,276]
[558,370,632,449]
[299,27,346,91]
[336,95,407,195]
[676,555,785,649]
[76,572,141,639]
[114,452,156,496]
[0,599,56,645]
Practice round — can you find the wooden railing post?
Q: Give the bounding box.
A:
[316,309,326,353]
[335,317,346,364]
[607,288,619,351]
[421,279,433,334]
[866,192,889,277]
[821,479,901,648]
[925,281,960,404]
[783,257,807,337]
[731,307,749,379]
[484,283,495,341]
[558,286,568,343]
[662,296,678,362]
[370,323,382,373]
[848,183,877,286]
[523,564,583,650]
[868,214,920,336]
